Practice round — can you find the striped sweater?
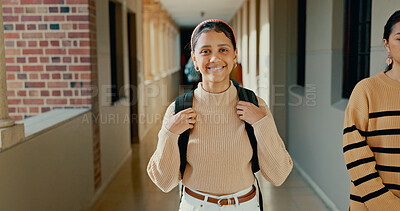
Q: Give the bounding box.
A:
[343,71,400,210]
[147,82,293,194]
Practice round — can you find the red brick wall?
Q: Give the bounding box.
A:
[2,0,92,120]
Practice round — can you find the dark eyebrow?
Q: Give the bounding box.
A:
[199,44,231,48]
[199,45,211,48]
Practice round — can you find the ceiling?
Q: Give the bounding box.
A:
[155,0,245,27]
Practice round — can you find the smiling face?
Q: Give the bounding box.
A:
[384,22,400,66]
[191,30,238,85]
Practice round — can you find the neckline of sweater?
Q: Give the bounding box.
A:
[194,81,238,107]
[378,71,400,89]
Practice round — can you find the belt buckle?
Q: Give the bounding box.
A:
[217,198,232,206]
[217,199,223,207]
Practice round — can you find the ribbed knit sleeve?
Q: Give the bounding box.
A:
[252,97,293,186]
[343,81,400,210]
[147,102,181,193]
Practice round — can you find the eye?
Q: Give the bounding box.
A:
[220,48,228,52]
[200,49,210,54]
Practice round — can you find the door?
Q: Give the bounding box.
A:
[127,11,139,144]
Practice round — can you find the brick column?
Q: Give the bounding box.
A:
[0,1,15,128]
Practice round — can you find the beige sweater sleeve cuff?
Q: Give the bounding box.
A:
[251,113,293,186]
[147,126,180,193]
[159,126,180,141]
[251,115,269,128]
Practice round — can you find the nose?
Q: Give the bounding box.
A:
[209,53,222,63]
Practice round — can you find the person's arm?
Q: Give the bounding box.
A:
[147,103,181,193]
[343,83,400,210]
[250,97,293,186]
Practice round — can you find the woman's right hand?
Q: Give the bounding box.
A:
[165,108,197,134]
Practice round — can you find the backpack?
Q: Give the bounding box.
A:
[174,80,264,210]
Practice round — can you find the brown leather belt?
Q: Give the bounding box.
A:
[184,186,256,206]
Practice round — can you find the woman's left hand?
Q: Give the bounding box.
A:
[236,101,267,125]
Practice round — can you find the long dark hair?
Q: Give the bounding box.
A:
[191,20,236,53]
[384,10,400,70]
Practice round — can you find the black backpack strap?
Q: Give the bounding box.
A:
[179,183,184,206]
[255,175,264,211]
[174,90,194,178]
[233,83,260,173]
[233,83,263,210]
[174,90,194,114]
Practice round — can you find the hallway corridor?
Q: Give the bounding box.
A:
[1,0,398,209]
[90,124,331,211]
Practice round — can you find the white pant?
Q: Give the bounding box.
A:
[179,186,260,211]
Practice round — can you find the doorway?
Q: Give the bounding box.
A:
[127,11,139,144]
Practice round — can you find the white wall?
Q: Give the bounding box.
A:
[258,0,271,106]
[241,2,250,87]
[98,102,132,186]
[231,0,289,141]
[247,0,258,93]
[269,0,290,142]
[140,72,181,138]
[0,111,94,210]
[96,0,133,193]
[287,1,349,210]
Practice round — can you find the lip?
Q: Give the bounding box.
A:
[207,66,226,72]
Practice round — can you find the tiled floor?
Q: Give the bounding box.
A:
[90,125,330,211]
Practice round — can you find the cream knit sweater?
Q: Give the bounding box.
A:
[147,82,293,194]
